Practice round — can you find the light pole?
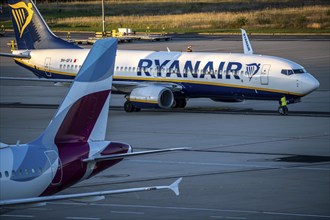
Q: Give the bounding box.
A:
[102,0,105,36]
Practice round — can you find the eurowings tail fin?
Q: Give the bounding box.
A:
[29,38,118,147]
[8,0,80,49]
[241,28,253,55]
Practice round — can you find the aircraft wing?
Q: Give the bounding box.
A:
[83,147,189,162]
[0,77,183,93]
[0,77,73,83]
[0,51,31,59]
[0,178,182,209]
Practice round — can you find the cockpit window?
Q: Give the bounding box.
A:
[281,69,293,75]
[293,69,305,74]
[281,69,305,75]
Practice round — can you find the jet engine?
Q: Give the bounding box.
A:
[124,86,174,112]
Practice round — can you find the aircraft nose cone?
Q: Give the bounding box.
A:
[307,75,320,93]
[299,73,319,96]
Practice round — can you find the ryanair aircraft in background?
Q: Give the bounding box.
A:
[1,0,320,113]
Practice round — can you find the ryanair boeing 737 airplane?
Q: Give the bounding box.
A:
[1,0,320,113]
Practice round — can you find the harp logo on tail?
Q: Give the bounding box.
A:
[9,2,34,38]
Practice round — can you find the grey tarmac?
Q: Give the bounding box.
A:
[0,34,329,220]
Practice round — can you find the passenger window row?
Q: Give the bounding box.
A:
[0,167,43,178]
[115,66,242,75]
[59,64,82,70]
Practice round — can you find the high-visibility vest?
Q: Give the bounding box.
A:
[281,96,287,106]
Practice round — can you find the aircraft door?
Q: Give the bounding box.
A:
[44,57,52,77]
[44,150,63,185]
[260,64,271,85]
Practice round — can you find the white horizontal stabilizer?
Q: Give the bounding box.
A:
[83,147,189,162]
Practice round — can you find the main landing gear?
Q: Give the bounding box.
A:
[124,101,141,113]
[172,97,187,109]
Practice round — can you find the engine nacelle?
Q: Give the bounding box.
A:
[128,86,174,109]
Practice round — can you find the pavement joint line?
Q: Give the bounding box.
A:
[66,217,100,220]
[0,214,34,218]
[70,166,308,189]
[0,102,329,117]
[110,210,144,215]
[49,202,330,219]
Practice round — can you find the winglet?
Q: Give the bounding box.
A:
[168,177,182,196]
[241,28,253,54]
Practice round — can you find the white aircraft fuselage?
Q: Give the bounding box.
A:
[0,140,130,200]
[13,49,319,102]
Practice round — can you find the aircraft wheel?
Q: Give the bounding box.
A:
[133,107,141,112]
[172,98,187,108]
[178,98,187,108]
[124,101,134,112]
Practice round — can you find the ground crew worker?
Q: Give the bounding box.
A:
[186,45,192,52]
[279,95,288,115]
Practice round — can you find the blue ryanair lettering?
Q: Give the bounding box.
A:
[226,62,242,79]
[183,60,200,78]
[137,59,246,80]
[217,62,225,79]
[155,60,170,77]
[167,60,182,77]
[201,61,216,79]
[137,59,152,76]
